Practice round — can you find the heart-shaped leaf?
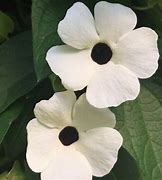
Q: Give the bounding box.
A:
[0,31,36,113]
[113,78,162,180]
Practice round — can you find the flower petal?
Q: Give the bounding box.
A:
[34,91,76,128]
[75,127,123,177]
[94,1,137,43]
[26,119,61,172]
[46,45,98,91]
[41,149,92,180]
[58,2,99,49]
[86,62,140,108]
[72,93,116,131]
[114,27,159,78]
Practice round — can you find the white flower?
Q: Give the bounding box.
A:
[26,91,123,180]
[46,1,159,108]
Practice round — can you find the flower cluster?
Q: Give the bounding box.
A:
[26,1,159,180]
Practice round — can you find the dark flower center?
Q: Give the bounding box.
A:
[91,43,112,65]
[59,126,79,146]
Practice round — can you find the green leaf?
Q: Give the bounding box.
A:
[158,1,162,9]
[0,11,14,41]
[3,79,53,160]
[0,172,8,178]
[147,0,159,7]
[0,31,37,113]
[148,0,162,9]
[32,0,131,81]
[0,161,26,179]
[132,0,155,10]
[32,0,74,80]
[24,161,40,180]
[2,161,26,180]
[3,99,35,160]
[113,78,162,180]
[0,99,24,144]
[93,147,140,180]
[158,38,162,56]
[154,39,162,77]
[49,74,66,92]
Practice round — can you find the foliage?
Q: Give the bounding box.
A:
[0,31,36,113]
[0,11,14,42]
[0,161,26,180]
[113,78,162,180]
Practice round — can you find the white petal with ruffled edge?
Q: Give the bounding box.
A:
[72,94,116,131]
[86,62,140,108]
[58,2,99,49]
[94,1,137,43]
[114,27,159,78]
[46,45,98,91]
[26,119,61,172]
[75,127,123,177]
[41,149,92,180]
[34,91,75,128]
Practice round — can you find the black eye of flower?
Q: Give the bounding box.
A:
[91,43,113,65]
[59,126,79,146]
